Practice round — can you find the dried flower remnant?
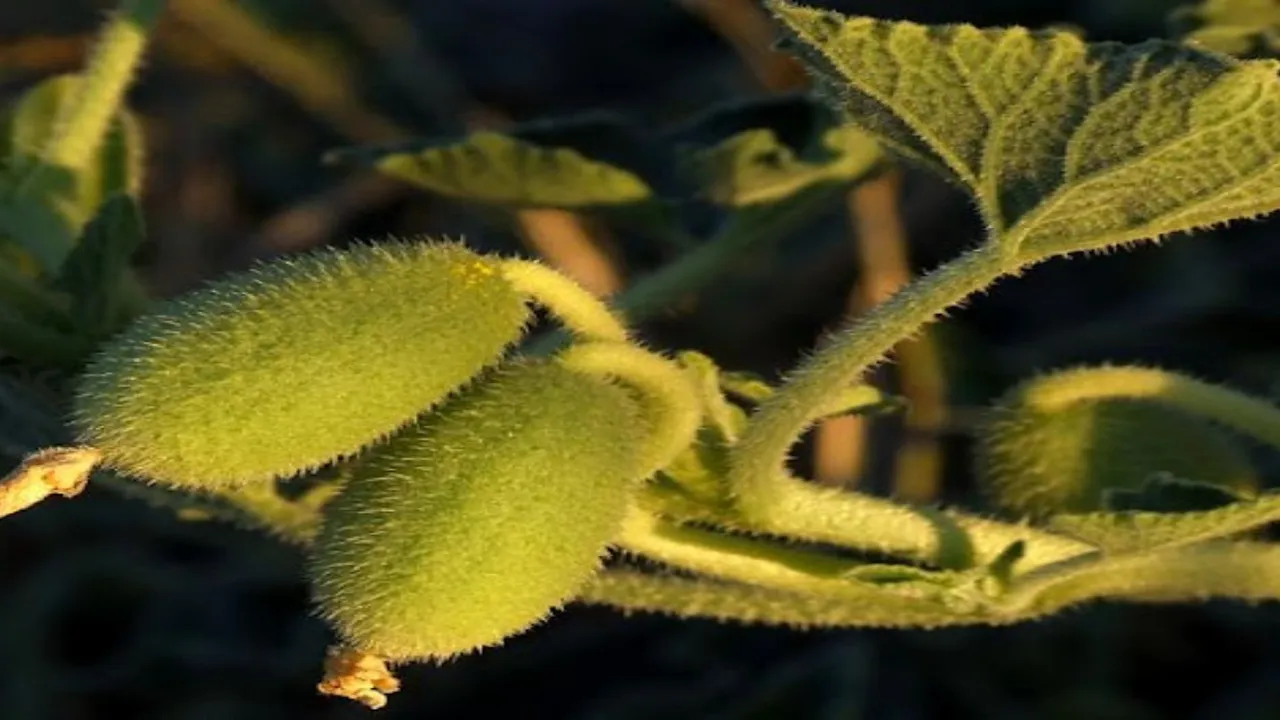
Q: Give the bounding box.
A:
[0,446,102,518]
[316,646,401,710]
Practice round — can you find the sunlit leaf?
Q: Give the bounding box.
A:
[1171,0,1280,57]
[767,0,1280,262]
[327,113,677,212]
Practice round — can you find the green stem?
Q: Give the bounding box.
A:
[525,185,846,356]
[726,245,1070,569]
[578,569,985,629]
[555,341,702,478]
[1012,365,1280,451]
[40,0,165,172]
[499,258,629,343]
[616,507,863,594]
[1003,541,1280,617]
[582,541,1280,628]
[8,0,164,276]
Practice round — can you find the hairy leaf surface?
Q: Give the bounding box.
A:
[768,0,1280,261]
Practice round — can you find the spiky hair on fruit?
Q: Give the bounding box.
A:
[307,360,643,663]
[71,239,532,489]
[973,375,1259,519]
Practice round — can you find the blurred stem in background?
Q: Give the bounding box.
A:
[676,0,948,499]
[848,173,947,503]
[164,0,620,293]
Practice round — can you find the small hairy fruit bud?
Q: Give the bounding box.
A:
[308,361,642,662]
[73,241,530,489]
[974,392,1258,519]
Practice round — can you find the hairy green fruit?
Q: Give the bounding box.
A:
[974,392,1258,519]
[72,240,530,489]
[308,361,642,662]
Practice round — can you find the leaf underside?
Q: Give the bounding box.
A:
[767,0,1280,261]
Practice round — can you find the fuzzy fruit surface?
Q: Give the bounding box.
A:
[72,241,530,488]
[308,360,642,662]
[974,397,1258,518]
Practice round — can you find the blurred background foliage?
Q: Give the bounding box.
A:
[6,0,1280,717]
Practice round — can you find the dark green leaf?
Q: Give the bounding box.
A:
[54,193,148,339]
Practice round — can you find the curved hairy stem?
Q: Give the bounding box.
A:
[719,467,1093,571]
[615,506,864,595]
[500,258,629,343]
[727,246,1031,567]
[39,0,165,173]
[556,341,701,478]
[1011,365,1280,451]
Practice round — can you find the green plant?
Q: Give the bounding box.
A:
[72,241,532,489]
[309,360,645,664]
[10,0,1280,711]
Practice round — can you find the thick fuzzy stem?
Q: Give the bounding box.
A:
[556,342,701,478]
[501,258,629,343]
[41,0,165,172]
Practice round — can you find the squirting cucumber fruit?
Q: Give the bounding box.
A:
[72,240,530,489]
[974,392,1258,519]
[307,360,642,662]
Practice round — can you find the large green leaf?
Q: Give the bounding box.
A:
[0,74,145,275]
[767,0,1280,263]
[1171,0,1280,57]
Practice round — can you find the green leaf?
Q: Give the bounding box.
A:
[767,0,1280,263]
[0,74,145,274]
[53,193,149,340]
[1047,489,1280,554]
[1171,0,1280,57]
[671,95,884,207]
[327,113,677,212]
